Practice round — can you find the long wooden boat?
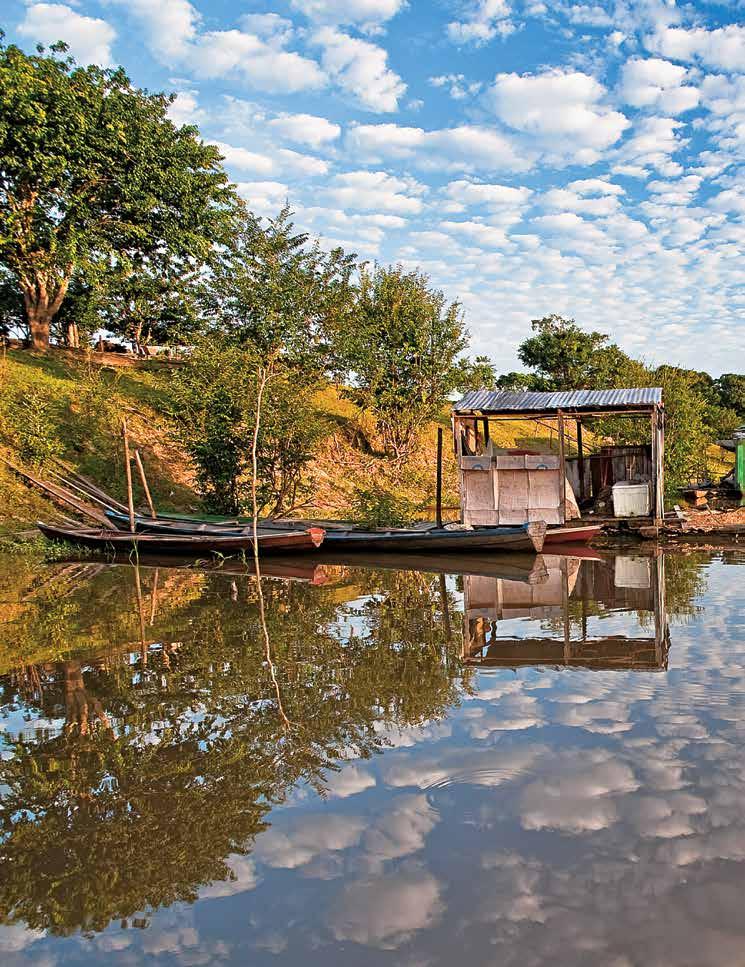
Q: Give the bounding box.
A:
[104,510,545,553]
[37,522,326,556]
[544,524,603,545]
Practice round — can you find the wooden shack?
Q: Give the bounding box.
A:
[452,387,665,527]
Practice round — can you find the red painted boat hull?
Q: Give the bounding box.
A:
[543,525,603,545]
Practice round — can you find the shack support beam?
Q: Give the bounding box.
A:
[577,419,586,503]
[654,407,665,523]
[557,409,567,525]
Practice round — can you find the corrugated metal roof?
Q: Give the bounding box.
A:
[453,387,662,414]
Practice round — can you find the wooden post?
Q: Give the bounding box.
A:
[557,410,567,525]
[655,407,665,522]
[577,419,586,503]
[134,449,157,519]
[436,427,444,529]
[122,418,136,534]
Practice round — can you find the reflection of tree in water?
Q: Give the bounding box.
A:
[0,563,466,938]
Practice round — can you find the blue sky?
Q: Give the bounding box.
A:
[3,0,744,374]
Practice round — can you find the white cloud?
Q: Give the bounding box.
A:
[448,0,514,45]
[324,170,426,213]
[110,0,198,59]
[212,141,274,176]
[566,3,613,27]
[429,73,483,100]
[569,178,625,196]
[291,0,405,27]
[647,24,745,72]
[440,219,512,248]
[267,113,341,148]
[347,123,529,172]
[235,181,289,217]
[443,180,532,211]
[612,115,686,178]
[109,1,326,93]
[188,29,326,93]
[314,27,405,112]
[541,187,621,216]
[18,3,116,66]
[709,189,745,216]
[484,68,630,162]
[213,140,329,178]
[167,90,206,127]
[240,13,295,44]
[620,57,700,115]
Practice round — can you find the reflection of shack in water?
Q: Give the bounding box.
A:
[463,553,669,671]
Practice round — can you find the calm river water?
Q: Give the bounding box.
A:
[1,546,744,966]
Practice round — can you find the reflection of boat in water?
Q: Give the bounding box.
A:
[303,550,551,584]
[55,554,330,585]
[463,552,670,671]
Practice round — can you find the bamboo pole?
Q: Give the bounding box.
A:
[121,419,136,533]
[435,427,444,529]
[134,449,157,519]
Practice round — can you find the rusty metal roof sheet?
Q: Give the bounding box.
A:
[453,387,662,414]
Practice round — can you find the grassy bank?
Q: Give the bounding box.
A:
[0,348,549,540]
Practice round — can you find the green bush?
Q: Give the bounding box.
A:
[6,389,62,469]
[351,486,418,528]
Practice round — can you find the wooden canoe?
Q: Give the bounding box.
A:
[105,511,546,553]
[37,522,326,556]
[544,524,603,545]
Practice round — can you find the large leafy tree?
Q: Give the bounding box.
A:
[342,264,469,459]
[517,314,646,390]
[0,38,238,350]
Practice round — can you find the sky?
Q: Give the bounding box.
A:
[3,0,744,375]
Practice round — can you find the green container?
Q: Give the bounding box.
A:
[737,441,745,495]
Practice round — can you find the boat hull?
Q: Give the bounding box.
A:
[544,525,603,545]
[319,525,544,553]
[37,522,325,555]
[105,511,545,554]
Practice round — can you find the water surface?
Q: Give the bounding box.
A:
[1,546,744,965]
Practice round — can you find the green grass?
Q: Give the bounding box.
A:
[0,349,197,533]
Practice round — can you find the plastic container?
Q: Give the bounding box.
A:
[612,481,651,517]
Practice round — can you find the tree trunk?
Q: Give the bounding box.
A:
[26,303,55,351]
[64,321,80,348]
[21,271,71,351]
